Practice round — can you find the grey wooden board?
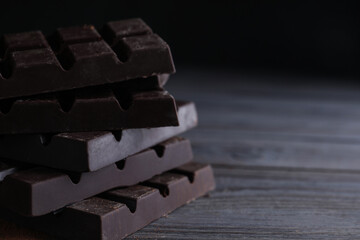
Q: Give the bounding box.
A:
[127,69,360,239]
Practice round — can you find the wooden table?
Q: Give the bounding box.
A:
[3,69,360,239]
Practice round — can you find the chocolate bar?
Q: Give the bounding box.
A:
[0,85,178,134]
[0,101,197,172]
[0,74,173,134]
[0,137,192,216]
[0,18,175,100]
[0,162,215,240]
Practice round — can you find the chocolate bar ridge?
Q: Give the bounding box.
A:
[0,163,215,240]
[0,137,192,216]
[0,101,197,172]
[0,18,175,100]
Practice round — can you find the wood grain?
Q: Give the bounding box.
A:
[129,70,360,239]
[3,69,360,239]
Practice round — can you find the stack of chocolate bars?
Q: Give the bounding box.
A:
[0,19,215,239]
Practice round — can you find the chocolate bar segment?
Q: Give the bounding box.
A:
[0,101,197,172]
[0,137,192,216]
[0,163,215,240]
[0,18,174,100]
[101,18,153,45]
[1,31,49,57]
[50,25,102,51]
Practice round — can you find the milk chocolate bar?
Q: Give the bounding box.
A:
[0,18,175,100]
[0,137,192,216]
[0,163,215,240]
[0,101,197,172]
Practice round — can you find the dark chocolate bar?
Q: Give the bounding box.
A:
[0,101,197,172]
[0,137,192,216]
[0,18,175,100]
[0,162,215,240]
[0,87,178,134]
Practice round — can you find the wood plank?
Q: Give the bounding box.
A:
[168,70,360,138]
[169,68,360,100]
[129,166,360,239]
[180,128,360,171]
[194,99,360,137]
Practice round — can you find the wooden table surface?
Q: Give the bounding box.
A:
[3,69,360,239]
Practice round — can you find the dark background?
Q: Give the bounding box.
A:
[1,0,359,79]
